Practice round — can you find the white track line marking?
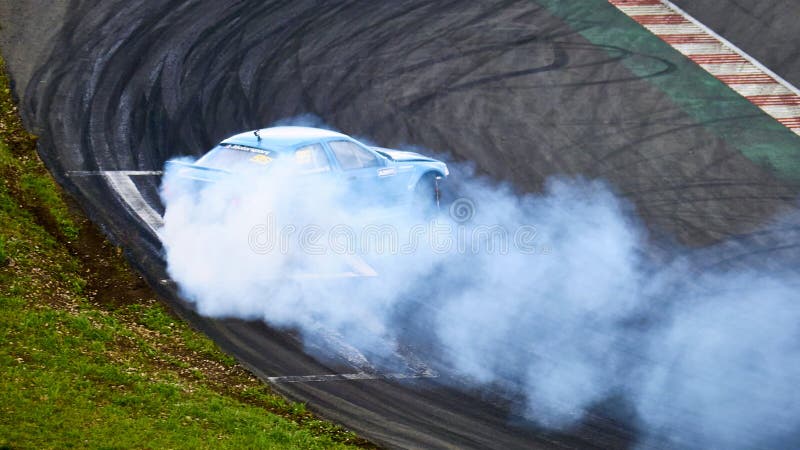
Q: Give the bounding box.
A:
[697,63,761,75]
[731,84,792,97]
[759,105,800,120]
[609,0,800,136]
[670,43,733,55]
[698,62,761,75]
[69,170,164,235]
[68,170,163,176]
[103,172,164,235]
[305,323,436,378]
[307,325,377,372]
[70,169,419,380]
[267,370,438,383]
[640,23,703,35]
[615,5,667,15]
[66,170,379,279]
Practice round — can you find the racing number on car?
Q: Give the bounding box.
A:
[249,154,273,165]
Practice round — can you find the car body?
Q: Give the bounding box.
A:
[167,126,448,207]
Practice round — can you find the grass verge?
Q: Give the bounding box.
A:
[0,56,373,449]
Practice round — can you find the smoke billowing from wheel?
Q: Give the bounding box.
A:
[160,122,800,450]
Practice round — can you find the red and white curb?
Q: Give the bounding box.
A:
[609,0,800,136]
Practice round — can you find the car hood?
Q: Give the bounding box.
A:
[372,147,437,163]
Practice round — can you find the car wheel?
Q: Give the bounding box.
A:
[413,173,441,215]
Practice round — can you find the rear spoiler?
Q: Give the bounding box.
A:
[165,160,230,182]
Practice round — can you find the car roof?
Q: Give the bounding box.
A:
[221,126,348,151]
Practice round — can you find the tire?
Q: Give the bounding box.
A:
[413,173,441,215]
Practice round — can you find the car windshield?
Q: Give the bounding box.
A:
[196,144,278,171]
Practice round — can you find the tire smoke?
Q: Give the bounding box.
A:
[161,137,800,449]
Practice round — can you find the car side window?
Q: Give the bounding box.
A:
[329,141,380,170]
[294,144,331,174]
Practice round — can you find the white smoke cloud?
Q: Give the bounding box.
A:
[160,131,800,448]
[636,273,800,449]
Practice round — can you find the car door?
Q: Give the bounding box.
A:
[288,143,334,200]
[327,140,400,204]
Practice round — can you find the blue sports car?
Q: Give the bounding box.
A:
[167,126,449,209]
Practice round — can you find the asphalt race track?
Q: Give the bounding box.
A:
[2,0,800,448]
[671,0,800,89]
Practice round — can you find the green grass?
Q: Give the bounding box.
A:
[0,56,371,449]
[0,297,355,449]
[0,235,7,266]
[19,172,80,240]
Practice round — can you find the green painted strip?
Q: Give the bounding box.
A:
[534,0,800,182]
